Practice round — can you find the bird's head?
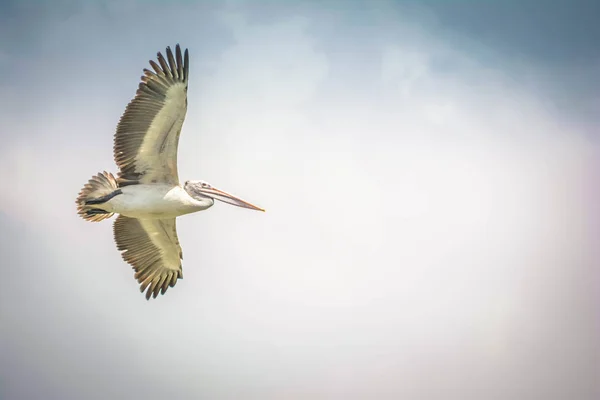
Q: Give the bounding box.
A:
[184,180,265,212]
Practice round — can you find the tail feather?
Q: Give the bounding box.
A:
[76,171,119,222]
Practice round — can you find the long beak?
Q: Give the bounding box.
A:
[200,186,265,212]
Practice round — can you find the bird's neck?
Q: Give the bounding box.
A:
[192,196,214,210]
[183,189,214,210]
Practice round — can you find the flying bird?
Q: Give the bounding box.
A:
[76,44,264,300]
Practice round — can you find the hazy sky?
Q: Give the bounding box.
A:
[1,1,598,399]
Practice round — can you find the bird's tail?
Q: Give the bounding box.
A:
[76,171,120,222]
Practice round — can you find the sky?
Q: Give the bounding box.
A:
[0,1,599,399]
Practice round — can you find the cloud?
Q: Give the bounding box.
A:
[1,1,598,399]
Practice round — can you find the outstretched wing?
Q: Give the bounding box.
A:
[113,44,190,186]
[113,215,184,300]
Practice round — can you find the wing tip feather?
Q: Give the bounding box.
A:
[153,44,188,83]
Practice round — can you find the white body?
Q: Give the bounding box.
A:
[104,184,213,219]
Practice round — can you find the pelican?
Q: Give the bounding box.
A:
[76,44,264,300]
